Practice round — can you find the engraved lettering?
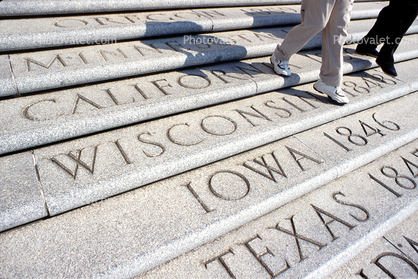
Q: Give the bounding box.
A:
[130,84,149,100]
[253,32,277,41]
[359,120,385,137]
[332,192,370,222]
[200,115,237,136]
[381,166,416,189]
[50,145,99,179]
[372,74,397,85]
[324,132,352,152]
[78,52,89,64]
[54,19,89,28]
[372,113,401,131]
[235,106,272,127]
[211,70,248,84]
[112,139,133,165]
[282,97,306,112]
[174,11,203,19]
[151,79,173,95]
[98,48,128,62]
[286,146,322,172]
[240,7,273,15]
[137,132,165,157]
[178,74,211,89]
[355,269,370,279]
[183,182,214,214]
[72,94,103,114]
[124,15,139,23]
[402,157,418,178]
[93,17,129,25]
[25,55,67,71]
[103,88,135,106]
[209,171,250,201]
[369,173,403,198]
[362,76,383,90]
[133,43,163,56]
[372,252,418,277]
[167,123,204,146]
[298,95,319,108]
[270,215,326,262]
[311,204,356,242]
[264,100,292,118]
[244,235,290,277]
[343,81,370,95]
[336,127,368,146]
[234,34,253,43]
[233,64,264,78]
[404,236,418,254]
[243,152,287,182]
[198,10,227,18]
[146,13,169,21]
[22,99,64,121]
[204,250,236,278]
[166,41,189,52]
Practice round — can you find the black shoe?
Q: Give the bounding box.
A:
[376,58,397,77]
[355,44,379,58]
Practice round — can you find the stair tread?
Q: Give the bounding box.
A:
[0,2,388,51]
[2,89,417,277]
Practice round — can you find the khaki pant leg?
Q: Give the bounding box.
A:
[320,0,354,87]
[274,0,335,60]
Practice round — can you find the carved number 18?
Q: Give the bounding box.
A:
[324,113,400,152]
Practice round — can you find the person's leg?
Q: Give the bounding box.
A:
[274,0,335,60]
[313,0,353,104]
[320,0,353,88]
[356,3,392,53]
[377,0,418,76]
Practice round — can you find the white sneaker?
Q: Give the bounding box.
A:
[313,79,349,104]
[270,54,291,77]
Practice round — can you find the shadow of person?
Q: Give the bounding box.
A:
[242,5,302,28]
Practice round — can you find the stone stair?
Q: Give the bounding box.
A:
[1,1,418,278]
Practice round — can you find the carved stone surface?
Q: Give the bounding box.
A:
[0,93,417,277]
[0,55,17,96]
[0,1,417,278]
[0,3,388,51]
[0,0,301,16]
[0,152,47,232]
[1,37,418,155]
[3,18,407,97]
[136,138,418,279]
[330,211,418,278]
[27,59,417,217]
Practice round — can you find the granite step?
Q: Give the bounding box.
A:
[1,56,417,232]
[0,2,388,52]
[0,0,384,17]
[330,210,418,279]
[1,34,418,156]
[2,17,417,98]
[1,85,417,278]
[0,0,300,17]
[1,1,417,278]
[137,135,418,279]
